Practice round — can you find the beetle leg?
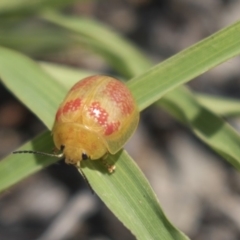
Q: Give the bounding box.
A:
[52,147,59,155]
[100,155,116,173]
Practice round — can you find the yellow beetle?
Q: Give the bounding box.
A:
[14,76,139,175]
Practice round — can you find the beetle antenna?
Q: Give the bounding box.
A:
[13,150,64,159]
[13,150,94,193]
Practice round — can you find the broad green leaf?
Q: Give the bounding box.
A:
[0,47,188,240]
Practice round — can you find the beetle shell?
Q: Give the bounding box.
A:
[52,75,139,165]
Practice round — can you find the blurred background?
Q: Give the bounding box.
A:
[1,0,240,239]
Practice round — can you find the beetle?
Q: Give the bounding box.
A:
[14,75,139,177]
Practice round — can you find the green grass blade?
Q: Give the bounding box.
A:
[83,151,189,240]
[1,17,240,239]
[0,0,80,16]
[40,11,152,78]
[0,132,57,190]
[40,12,240,170]
[41,62,240,118]
[0,47,189,240]
[40,62,240,170]
[159,87,240,170]
[0,135,189,240]
[0,46,66,128]
[196,94,240,117]
[0,27,72,55]
[127,21,240,111]
[41,12,240,87]
[39,62,93,88]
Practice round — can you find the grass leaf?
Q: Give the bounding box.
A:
[0,47,189,240]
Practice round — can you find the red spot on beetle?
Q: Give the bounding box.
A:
[62,98,82,114]
[105,121,120,135]
[88,102,108,126]
[88,102,120,135]
[104,81,134,115]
